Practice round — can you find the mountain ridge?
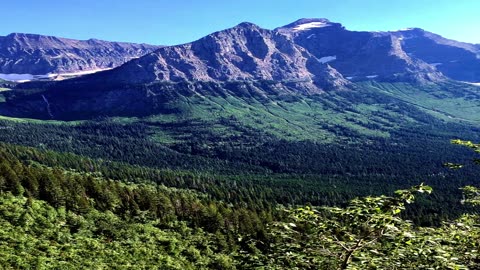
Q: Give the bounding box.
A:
[78,17,480,89]
[2,18,479,84]
[86,20,350,92]
[0,32,161,79]
[1,18,480,120]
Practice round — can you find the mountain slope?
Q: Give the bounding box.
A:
[277,19,443,82]
[88,21,349,93]
[0,33,160,80]
[82,18,445,88]
[391,28,480,82]
[1,18,480,123]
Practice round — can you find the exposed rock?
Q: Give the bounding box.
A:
[0,33,160,76]
[391,28,480,82]
[86,18,456,89]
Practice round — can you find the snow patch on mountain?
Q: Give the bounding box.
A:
[293,22,331,31]
[0,68,112,82]
[51,68,112,79]
[0,73,52,82]
[318,56,336,63]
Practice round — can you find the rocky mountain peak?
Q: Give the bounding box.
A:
[7,32,44,39]
[234,22,262,30]
[83,18,457,88]
[394,27,424,33]
[0,33,161,77]
[87,18,354,93]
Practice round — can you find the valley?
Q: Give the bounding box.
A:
[1,15,480,269]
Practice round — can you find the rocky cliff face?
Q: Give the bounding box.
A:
[0,33,160,76]
[391,28,480,82]
[280,19,443,82]
[86,18,452,91]
[95,21,349,92]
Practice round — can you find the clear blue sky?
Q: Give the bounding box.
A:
[2,0,479,45]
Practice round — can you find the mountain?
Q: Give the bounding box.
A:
[0,33,160,81]
[391,28,480,82]
[278,19,445,83]
[1,18,480,228]
[2,18,480,121]
[85,18,447,89]
[86,20,349,92]
[2,19,479,86]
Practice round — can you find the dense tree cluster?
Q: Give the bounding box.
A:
[2,142,480,269]
[2,80,480,268]
[0,144,272,237]
[0,114,479,225]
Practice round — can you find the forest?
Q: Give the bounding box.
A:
[2,140,480,269]
[1,80,480,268]
[0,109,479,226]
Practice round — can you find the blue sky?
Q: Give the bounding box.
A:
[2,0,479,45]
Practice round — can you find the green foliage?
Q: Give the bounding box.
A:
[243,184,432,269]
[237,138,480,269]
[2,141,480,269]
[0,111,479,226]
[0,193,238,269]
[0,143,275,269]
[460,186,480,205]
[241,183,480,269]
[451,139,480,205]
[1,80,480,268]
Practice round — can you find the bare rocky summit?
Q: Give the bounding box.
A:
[0,33,160,76]
[3,18,479,88]
[91,18,480,92]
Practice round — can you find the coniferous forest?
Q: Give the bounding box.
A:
[1,82,480,269]
[2,107,480,268]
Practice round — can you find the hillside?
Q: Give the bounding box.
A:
[2,142,480,269]
[0,33,160,81]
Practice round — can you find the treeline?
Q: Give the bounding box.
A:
[0,119,270,174]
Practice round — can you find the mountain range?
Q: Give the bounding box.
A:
[3,17,480,270]
[0,33,160,81]
[2,18,479,86]
[74,18,479,87]
[0,18,479,121]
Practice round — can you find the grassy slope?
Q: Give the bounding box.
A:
[0,81,479,144]
[362,81,480,123]
[137,81,480,144]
